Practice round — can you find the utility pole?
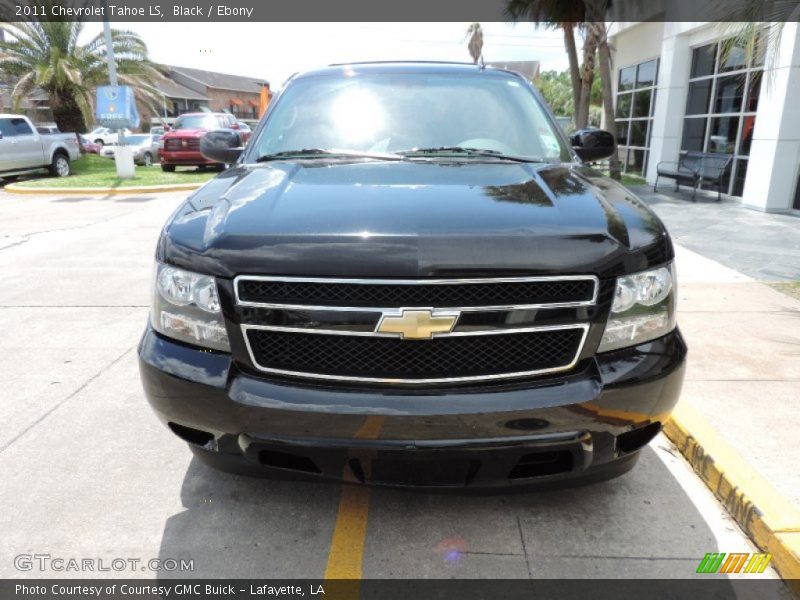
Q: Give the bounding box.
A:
[100,0,134,177]
[101,11,117,87]
[101,0,121,143]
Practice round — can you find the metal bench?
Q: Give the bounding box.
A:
[654,151,733,201]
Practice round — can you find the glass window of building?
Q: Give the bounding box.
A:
[681,35,763,197]
[615,59,659,176]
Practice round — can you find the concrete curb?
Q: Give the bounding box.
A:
[664,403,800,588]
[4,182,204,195]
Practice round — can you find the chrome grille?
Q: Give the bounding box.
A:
[244,326,588,384]
[164,137,200,151]
[235,275,598,310]
[235,275,596,385]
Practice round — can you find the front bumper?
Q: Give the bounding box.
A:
[138,326,686,490]
[159,149,216,165]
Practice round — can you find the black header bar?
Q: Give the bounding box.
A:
[1,0,800,22]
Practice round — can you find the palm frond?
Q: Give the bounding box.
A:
[10,71,37,111]
[0,19,162,131]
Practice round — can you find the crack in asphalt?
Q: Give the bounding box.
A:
[546,555,700,561]
[0,209,139,254]
[517,516,534,578]
[0,345,136,455]
[0,305,149,308]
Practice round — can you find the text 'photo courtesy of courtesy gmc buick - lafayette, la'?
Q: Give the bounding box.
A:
[138,62,686,491]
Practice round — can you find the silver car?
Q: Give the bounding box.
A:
[99,134,161,166]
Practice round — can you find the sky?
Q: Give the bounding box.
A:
[79,22,573,89]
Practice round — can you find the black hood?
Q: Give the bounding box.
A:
[160,161,672,279]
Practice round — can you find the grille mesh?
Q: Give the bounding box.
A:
[238,278,595,308]
[246,328,584,381]
[164,138,200,151]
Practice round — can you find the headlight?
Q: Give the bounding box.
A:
[598,263,677,353]
[151,263,230,351]
[158,140,165,149]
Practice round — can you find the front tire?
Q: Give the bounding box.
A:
[94,139,104,147]
[49,153,71,177]
[161,164,176,172]
[142,152,153,167]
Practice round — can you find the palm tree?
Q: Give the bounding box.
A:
[466,23,484,64]
[505,0,585,122]
[506,0,622,180]
[0,20,164,133]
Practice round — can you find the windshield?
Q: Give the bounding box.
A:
[249,72,569,162]
[172,115,222,130]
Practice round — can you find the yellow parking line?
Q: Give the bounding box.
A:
[324,416,386,581]
[324,484,371,580]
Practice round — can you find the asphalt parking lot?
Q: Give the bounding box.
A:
[0,189,781,581]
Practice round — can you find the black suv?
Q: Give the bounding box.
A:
[138,62,686,490]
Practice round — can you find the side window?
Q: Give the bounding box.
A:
[0,118,15,138]
[11,118,34,135]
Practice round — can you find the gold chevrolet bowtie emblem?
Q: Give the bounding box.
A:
[376,309,459,340]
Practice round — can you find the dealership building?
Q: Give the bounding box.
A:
[607,22,800,213]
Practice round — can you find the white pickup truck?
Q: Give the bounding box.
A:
[0,114,81,180]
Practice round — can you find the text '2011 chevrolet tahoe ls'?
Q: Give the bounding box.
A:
[138,62,686,491]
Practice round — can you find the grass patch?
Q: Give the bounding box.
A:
[13,154,217,189]
[600,170,647,187]
[769,281,800,302]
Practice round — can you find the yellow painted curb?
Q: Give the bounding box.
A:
[664,402,800,589]
[4,182,203,195]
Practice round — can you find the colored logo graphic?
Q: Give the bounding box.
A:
[696,552,772,574]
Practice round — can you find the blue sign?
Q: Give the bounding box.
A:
[95,85,140,129]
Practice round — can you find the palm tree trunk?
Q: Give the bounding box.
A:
[51,93,87,133]
[595,23,621,180]
[576,28,598,129]
[563,24,581,121]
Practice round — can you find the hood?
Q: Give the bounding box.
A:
[161,161,672,279]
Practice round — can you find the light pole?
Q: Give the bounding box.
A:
[100,0,134,177]
[101,8,117,87]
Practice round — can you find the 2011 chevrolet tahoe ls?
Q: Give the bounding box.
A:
[138,62,686,490]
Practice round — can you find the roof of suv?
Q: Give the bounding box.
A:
[293,61,527,81]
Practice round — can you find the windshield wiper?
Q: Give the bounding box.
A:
[255,148,403,162]
[397,146,543,163]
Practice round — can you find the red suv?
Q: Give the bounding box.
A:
[159,113,250,171]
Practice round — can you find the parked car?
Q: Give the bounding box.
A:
[100,134,160,166]
[158,112,245,172]
[139,62,686,490]
[78,135,102,154]
[87,126,131,147]
[0,114,80,179]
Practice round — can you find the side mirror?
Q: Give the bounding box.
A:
[200,129,243,164]
[570,128,616,162]
[164,124,171,132]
